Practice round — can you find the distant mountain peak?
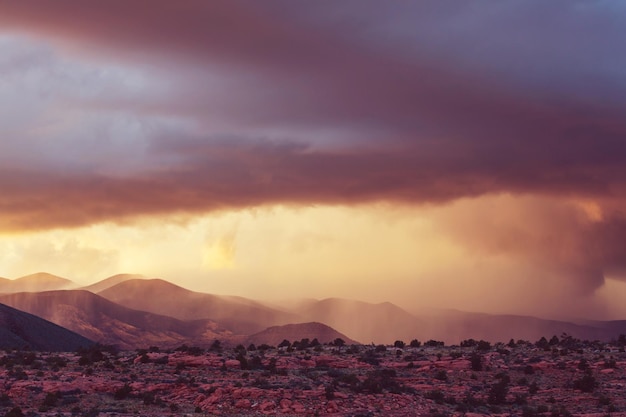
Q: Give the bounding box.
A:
[246,322,358,346]
[82,273,149,293]
[0,272,75,293]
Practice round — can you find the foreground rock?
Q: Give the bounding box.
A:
[1,337,626,416]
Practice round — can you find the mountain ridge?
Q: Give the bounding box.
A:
[99,279,298,334]
[0,290,229,350]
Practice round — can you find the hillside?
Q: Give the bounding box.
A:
[0,302,94,351]
[99,279,297,334]
[414,310,626,344]
[295,298,424,344]
[246,322,358,346]
[0,290,227,350]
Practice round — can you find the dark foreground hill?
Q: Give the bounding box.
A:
[0,302,93,351]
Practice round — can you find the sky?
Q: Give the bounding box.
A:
[1,1,626,319]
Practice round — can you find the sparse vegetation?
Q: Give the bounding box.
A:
[1,336,626,415]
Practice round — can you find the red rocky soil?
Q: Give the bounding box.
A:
[1,337,626,416]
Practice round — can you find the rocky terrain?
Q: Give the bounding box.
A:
[2,335,626,416]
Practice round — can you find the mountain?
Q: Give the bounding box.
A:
[81,273,146,293]
[294,298,424,344]
[99,279,297,334]
[246,322,357,346]
[0,302,94,351]
[0,272,75,293]
[0,290,228,350]
[413,310,617,344]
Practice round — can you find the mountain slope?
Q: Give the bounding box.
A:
[99,279,297,334]
[246,322,357,346]
[416,310,615,344]
[0,272,75,293]
[0,290,227,350]
[295,298,424,344]
[0,302,94,351]
[81,273,146,293]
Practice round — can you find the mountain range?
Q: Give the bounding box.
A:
[0,290,226,350]
[98,278,297,334]
[2,272,626,350]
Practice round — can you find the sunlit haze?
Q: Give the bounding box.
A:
[1,1,626,322]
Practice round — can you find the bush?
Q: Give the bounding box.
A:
[332,338,345,347]
[435,370,448,381]
[572,372,596,393]
[4,407,23,417]
[394,340,405,349]
[461,339,477,348]
[476,340,491,351]
[409,339,421,348]
[426,390,445,404]
[114,384,133,400]
[470,353,483,371]
[488,380,509,405]
[42,392,60,407]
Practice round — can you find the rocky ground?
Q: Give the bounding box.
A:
[1,336,626,416]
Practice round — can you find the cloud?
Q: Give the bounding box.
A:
[433,195,626,294]
[0,235,119,281]
[0,0,626,299]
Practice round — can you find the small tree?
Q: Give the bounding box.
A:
[333,338,345,347]
[394,340,405,349]
[470,352,483,372]
[409,339,421,348]
[114,384,132,400]
[573,371,596,393]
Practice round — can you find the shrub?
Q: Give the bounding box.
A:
[42,392,59,407]
[476,340,491,351]
[572,372,596,393]
[332,338,345,347]
[435,370,448,381]
[470,353,483,371]
[460,339,477,348]
[488,380,509,405]
[114,384,133,400]
[394,340,405,349]
[4,407,24,417]
[409,339,421,348]
[426,390,445,404]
